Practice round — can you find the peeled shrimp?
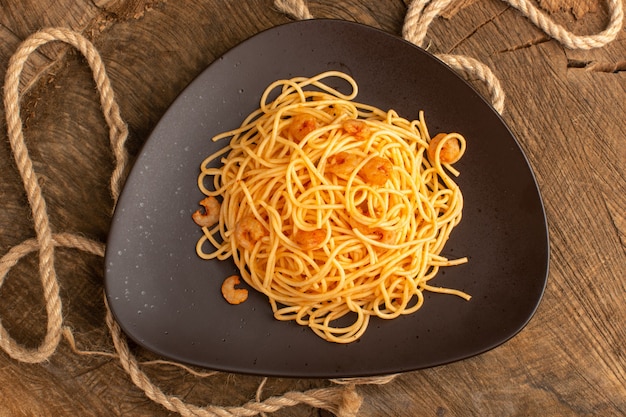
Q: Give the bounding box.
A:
[234,215,267,251]
[326,152,363,177]
[287,113,318,143]
[294,229,326,251]
[221,275,248,305]
[342,119,370,139]
[326,153,392,186]
[427,133,462,164]
[359,156,393,186]
[192,196,221,227]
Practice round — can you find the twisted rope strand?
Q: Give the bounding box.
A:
[0,233,105,362]
[402,0,454,47]
[273,0,313,20]
[399,0,623,110]
[3,34,65,364]
[402,0,623,50]
[106,297,357,417]
[1,27,128,364]
[506,0,624,49]
[0,234,105,283]
[438,53,506,114]
[42,28,129,202]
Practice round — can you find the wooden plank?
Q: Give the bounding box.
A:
[538,0,598,18]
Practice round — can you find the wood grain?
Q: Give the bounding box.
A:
[538,0,598,18]
[1,0,624,416]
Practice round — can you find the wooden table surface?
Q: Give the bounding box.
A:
[1,0,624,416]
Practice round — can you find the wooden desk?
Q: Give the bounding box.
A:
[1,1,624,415]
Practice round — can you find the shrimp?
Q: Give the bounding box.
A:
[359,156,393,186]
[234,215,267,251]
[342,119,370,139]
[287,113,318,143]
[221,275,248,305]
[192,196,221,227]
[294,229,326,251]
[326,152,363,177]
[427,133,462,164]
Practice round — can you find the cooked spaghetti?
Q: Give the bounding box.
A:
[194,71,469,343]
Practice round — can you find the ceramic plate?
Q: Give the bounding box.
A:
[104,19,549,378]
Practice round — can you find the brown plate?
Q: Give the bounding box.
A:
[104,19,549,378]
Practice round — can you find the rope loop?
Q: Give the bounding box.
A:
[1,27,128,364]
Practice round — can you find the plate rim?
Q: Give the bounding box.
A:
[104,18,550,378]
